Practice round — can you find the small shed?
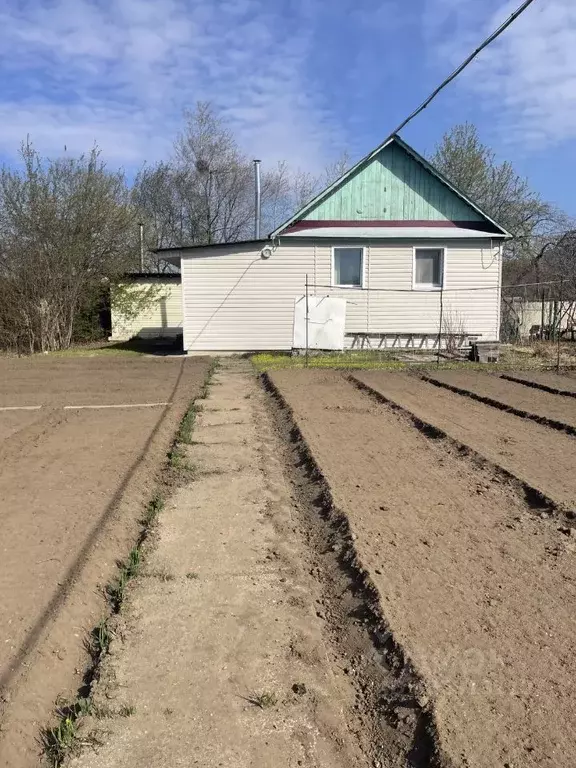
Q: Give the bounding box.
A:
[109,273,182,342]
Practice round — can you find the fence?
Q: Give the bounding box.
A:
[300,276,574,371]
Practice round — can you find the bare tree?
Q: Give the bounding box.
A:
[132,104,352,263]
[133,103,288,260]
[0,140,137,352]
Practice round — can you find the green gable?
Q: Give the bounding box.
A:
[303,140,483,222]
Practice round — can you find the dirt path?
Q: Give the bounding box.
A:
[71,360,383,768]
[423,370,576,433]
[0,357,209,768]
[269,369,576,768]
[354,370,576,512]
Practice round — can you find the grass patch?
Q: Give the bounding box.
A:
[41,698,98,765]
[91,619,111,659]
[176,404,201,445]
[91,703,136,720]
[251,345,576,373]
[142,493,164,526]
[247,691,278,709]
[167,444,194,473]
[48,347,146,359]
[185,571,200,580]
[105,547,141,611]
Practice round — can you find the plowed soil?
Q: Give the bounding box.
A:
[354,370,576,511]
[269,369,576,768]
[424,370,576,431]
[0,355,210,768]
[501,370,576,396]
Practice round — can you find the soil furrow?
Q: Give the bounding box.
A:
[353,370,576,513]
[420,371,576,437]
[269,368,576,768]
[263,372,448,768]
[501,371,576,397]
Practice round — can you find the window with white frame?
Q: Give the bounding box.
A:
[333,247,363,287]
[414,248,444,289]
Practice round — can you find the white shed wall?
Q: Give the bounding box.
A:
[180,239,501,351]
[110,279,183,341]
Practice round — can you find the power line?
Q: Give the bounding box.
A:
[388,0,537,139]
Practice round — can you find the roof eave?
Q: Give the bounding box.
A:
[153,238,270,254]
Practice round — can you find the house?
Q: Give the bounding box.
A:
[109,273,182,342]
[156,135,510,353]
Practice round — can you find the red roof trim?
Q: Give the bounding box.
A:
[285,220,499,233]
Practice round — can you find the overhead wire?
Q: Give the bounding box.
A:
[307,280,564,294]
[385,0,538,140]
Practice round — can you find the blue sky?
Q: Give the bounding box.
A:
[0,0,575,215]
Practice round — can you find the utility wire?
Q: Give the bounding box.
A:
[308,280,563,295]
[387,0,538,139]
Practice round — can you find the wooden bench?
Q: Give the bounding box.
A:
[347,332,482,350]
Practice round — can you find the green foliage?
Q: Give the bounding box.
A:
[143,494,165,526]
[251,347,564,373]
[41,698,95,766]
[176,405,199,445]
[92,619,111,658]
[106,547,141,609]
[430,123,558,258]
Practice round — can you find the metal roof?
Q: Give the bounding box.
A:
[154,238,268,254]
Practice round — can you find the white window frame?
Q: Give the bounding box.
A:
[331,246,365,289]
[412,246,446,291]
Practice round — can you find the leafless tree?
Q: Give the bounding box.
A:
[132,103,352,268]
[133,103,290,265]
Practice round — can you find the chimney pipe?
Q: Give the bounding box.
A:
[138,221,144,271]
[253,159,261,240]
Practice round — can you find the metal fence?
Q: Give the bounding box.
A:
[300,276,573,372]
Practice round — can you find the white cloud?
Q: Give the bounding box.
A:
[0,0,344,171]
[425,0,576,147]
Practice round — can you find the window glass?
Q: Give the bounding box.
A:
[415,249,442,287]
[334,248,362,286]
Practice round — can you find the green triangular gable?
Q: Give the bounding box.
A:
[303,140,483,222]
[271,136,510,236]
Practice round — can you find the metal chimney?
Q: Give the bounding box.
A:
[253,159,261,239]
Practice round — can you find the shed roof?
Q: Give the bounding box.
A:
[154,239,268,254]
[123,271,181,279]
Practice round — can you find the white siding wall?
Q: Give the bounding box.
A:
[180,239,501,351]
[110,280,183,341]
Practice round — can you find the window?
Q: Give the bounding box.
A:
[333,247,363,287]
[414,248,444,289]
